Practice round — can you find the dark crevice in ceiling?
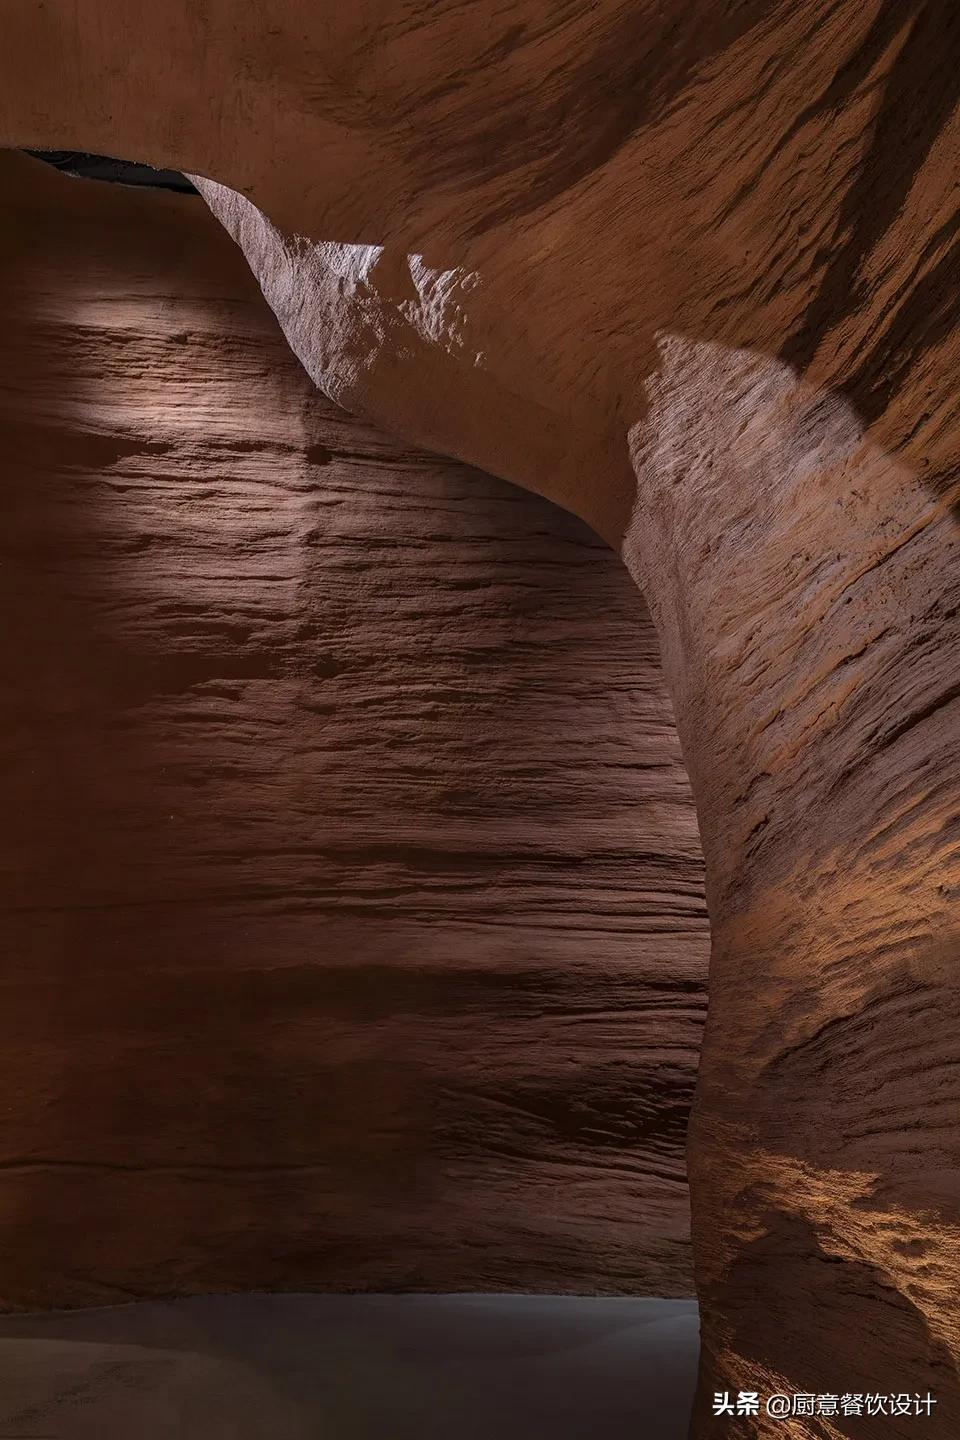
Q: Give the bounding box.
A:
[24,150,197,194]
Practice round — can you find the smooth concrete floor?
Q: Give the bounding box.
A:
[0,1294,699,1439]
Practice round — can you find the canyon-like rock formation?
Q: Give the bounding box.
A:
[2,3,960,1435]
[0,152,706,1306]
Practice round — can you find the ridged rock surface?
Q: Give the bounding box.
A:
[3,3,960,1434]
[0,154,707,1307]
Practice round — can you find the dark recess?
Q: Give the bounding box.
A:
[24,149,197,194]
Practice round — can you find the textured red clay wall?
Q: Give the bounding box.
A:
[0,154,707,1307]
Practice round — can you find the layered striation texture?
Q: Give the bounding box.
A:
[183,10,960,1430]
[2,2,960,1434]
[626,337,960,1437]
[0,155,707,1307]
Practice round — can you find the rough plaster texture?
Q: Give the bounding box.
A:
[2,2,960,1433]
[0,153,706,1307]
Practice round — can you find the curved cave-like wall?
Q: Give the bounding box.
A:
[0,152,707,1308]
[2,4,960,1434]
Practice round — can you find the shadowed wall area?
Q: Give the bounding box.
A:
[0,153,707,1308]
[4,2,960,1429]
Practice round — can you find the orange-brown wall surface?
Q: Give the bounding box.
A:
[0,154,707,1308]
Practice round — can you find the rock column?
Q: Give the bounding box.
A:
[625,335,960,1436]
